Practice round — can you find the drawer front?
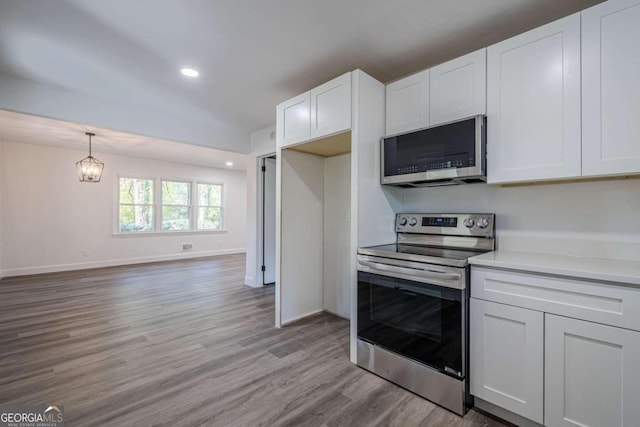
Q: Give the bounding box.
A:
[471,267,640,332]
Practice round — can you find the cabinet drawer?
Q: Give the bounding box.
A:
[471,267,640,331]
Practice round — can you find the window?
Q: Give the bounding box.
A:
[117,178,224,234]
[162,180,191,231]
[197,183,223,230]
[119,178,154,232]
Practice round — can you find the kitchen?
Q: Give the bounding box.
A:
[0,0,638,425]
[275,0,640,426]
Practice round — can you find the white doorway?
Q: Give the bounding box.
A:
[261,156,276,285]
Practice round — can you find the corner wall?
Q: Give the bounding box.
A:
[1,141,247,277]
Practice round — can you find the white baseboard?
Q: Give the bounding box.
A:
[280,309,325,326]
[1,248,246,278]
[244,275,259,287]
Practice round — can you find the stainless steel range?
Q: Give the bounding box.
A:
[356,213,495,415]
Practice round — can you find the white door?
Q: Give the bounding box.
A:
[277,91,311,148]
[310,72,351,140]
[545,314,640,427]
[582,0,640,176]
[487,13,581,184]
[470,298,544,424]
[430,48,486,125]
[385,69,430,135]
[262,157,276,285]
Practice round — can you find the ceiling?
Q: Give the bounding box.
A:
[0,0,601,153]
[0,110,247,170]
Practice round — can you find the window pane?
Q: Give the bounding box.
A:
[162,206,190,231]
[198,184,222,206]
[197,207,222,230]
[119,205,154,232]
[120,178,153,204]
[162,181,190,205]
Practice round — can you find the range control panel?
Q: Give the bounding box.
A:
[396,213,495,237]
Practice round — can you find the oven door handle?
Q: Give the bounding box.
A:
[358,259,461,281]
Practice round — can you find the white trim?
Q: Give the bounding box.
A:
[244,275,258,287]
[112,229,228,238]
[1,248,246,278]
[280,309,325,326]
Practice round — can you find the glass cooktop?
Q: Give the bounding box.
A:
[357,244,484,267]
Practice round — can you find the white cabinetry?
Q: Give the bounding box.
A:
[545,314,640,427]
[277,92,310,148]
[582,0,640,176]
[430,49,486,125]
[385,69,429,135]
[486,14,581,184]
[310,72,351,140]
[471,265,640,426]
[470,299,544,423]
[277,72,351,149]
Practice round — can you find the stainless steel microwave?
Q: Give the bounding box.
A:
[381,115,486,187]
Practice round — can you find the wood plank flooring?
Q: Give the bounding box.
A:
[0,255,507,426]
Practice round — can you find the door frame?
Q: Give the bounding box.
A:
[255,152,276,287]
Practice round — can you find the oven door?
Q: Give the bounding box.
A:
[357,268,466,378]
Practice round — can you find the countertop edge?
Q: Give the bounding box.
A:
[468,251,640,287]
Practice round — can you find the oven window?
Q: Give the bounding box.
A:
[358,271,463,376]
[383,117,477,176]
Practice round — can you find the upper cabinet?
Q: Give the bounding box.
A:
[277,92,311,148]
[430,49,487,125]
[385,69,430,135]
[310,72,351,140]
[486,14,582,184]
[582,0,640,177]
[277,72,352,149]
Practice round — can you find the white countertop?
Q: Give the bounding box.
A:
[469,250,640,286]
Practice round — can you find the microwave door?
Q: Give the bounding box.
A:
[381,115,485,185]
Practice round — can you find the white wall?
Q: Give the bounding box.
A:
[1,140,246,276]
[323,153,351,318]
[244,125,276,287]
[279,149,325,324]
[400,179,640,260]
[0,73,251,153]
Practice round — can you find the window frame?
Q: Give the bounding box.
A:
[196,182,225,231]
[160,179,192,232]
[114,176,227,236]
[117,175,156,234]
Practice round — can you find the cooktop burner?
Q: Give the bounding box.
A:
[358,244,484,268]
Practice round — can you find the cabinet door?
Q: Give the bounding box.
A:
[470,299,544,423]
[545,314,640,427]
[385,69,429,135]
[487,14,581,184]
[430,49,486,125]
[582,0,640,176]
[310,72,351,140]
[277,91,310,148]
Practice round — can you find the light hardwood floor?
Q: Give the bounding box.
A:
[0,254,508,426]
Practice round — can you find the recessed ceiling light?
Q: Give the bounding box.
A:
[181,68,199,77]
[225,161,234,167]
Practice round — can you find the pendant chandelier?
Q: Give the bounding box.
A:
[76,132,104,182]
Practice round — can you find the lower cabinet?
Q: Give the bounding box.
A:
[471,298,640,426]
[470,299,544,423]
[545,314,640,427]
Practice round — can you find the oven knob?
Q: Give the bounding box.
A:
[463,217,475,228]
[398,217,408,226]
[409,217,417,226]
[476,218,489,229]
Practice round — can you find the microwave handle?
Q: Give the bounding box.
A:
[358,259,461,281]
